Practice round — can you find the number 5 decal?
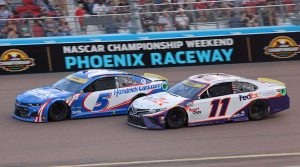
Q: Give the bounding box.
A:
[93,93,111,111]
[209,98,231,118]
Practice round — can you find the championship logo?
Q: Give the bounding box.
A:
[264,36,300,59]
[0,49,35,72]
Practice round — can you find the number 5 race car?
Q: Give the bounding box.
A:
[13,69,169,123]
[128,73,289,129]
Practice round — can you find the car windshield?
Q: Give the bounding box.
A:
[167,80,207,99]
[53,75,87,92]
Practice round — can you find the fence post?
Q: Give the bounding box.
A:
[73,16,80,35]
[187,3,198,30]
[214,10,220,29]
[295,0,300,13]
[128,0,143,33]
[278,0,286,23]
[258,8,264,26]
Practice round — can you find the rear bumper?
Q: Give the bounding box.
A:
[268,95,290,114]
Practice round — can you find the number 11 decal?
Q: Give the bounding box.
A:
[209,98,231,118]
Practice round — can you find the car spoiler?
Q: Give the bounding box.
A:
[257,78,285,86]
[143,73,168,81]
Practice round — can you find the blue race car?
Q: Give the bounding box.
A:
[13,69,169,123]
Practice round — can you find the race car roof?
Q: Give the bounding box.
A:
[72,69,127,79]
[189,73,242,84]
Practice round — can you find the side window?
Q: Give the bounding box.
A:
[207,82,233,98]
[118,76,136,88]
[234,82,258,93]
[200,90,209,99]
[84,77,116,92]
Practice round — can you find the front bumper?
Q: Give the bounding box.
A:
[12,103,47,123]
[127,107,166,129]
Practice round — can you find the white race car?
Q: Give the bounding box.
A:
[128,73,289,129]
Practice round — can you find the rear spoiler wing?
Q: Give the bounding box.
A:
[257,78,285,86]
[143,73,168,81]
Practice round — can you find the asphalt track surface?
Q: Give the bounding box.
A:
[0,61,300,167]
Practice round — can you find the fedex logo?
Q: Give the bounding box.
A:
[239,93,260,101]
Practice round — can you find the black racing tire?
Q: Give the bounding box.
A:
[132,94,146,102]
[248,100,269,121]
[166,108,187,129]
[48,102,70,121]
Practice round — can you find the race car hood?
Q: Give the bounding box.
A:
[16,86,74,104]
[132,92,187,110]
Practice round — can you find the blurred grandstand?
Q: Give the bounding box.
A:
[0,0,299,38]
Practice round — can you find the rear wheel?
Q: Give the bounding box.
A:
[166,108,187,129]
[48,102,70,121]
[248,100,269,121]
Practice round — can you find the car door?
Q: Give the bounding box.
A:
[70,76,117,117]
[231,81,259,119]
[112,75,140,113]
[188,82,242,124]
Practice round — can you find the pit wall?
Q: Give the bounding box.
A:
[0,25,299,75]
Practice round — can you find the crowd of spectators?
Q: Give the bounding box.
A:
[74,0,291,32]
[0,0,71,38]
[139,0,286,32]
[0,0,297,38]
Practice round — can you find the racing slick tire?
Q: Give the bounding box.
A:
[166,108,187,129]
[48,102,70,121]
[248,100,269,121]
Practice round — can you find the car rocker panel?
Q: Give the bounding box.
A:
[128,73,290,129]
[13,69,169,123]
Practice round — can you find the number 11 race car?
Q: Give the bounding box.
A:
[128,73,289,129]
[13,69,169,123]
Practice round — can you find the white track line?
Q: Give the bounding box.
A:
[57,152,300,167]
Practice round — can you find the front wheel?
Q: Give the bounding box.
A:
[248,100,269,121]
[166,108,187,129]
[48,102,70,121]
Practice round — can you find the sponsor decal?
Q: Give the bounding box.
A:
[30,88,56,99]
[280,88,287,96]
[144,97,169,106]
[0,49,35,72]
[232,111,246,118]
[72,110,82,114]
[189,107,202,114]
[264,36,300,59]
[260,91,278,98]
[162,82,169,90]
[239,93,260,101]
[66,93,81,106]
[114,83,162,97]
